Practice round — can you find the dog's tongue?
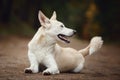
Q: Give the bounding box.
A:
[64,37,70,43]
[63,38,70,43]
[66,40,70,43]
[60,36,70,43]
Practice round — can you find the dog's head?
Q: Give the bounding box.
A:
[38,11,76,43]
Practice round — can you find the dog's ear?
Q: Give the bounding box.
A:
[50,11,57,20]
[38,11,50,27]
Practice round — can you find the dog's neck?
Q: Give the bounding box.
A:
[30,27,56,48]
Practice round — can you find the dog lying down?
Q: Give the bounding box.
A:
[24,11,103,75]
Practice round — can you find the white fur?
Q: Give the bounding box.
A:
[89,37,103,55]
[25,11,103,75]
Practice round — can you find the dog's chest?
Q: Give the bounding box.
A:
[29,43,55,62]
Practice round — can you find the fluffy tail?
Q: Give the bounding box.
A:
[79,36,103,57]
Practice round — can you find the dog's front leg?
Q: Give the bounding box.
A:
[24,51,39,73]
[42,54,59,75]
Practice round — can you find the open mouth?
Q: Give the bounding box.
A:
[57,34,72,43]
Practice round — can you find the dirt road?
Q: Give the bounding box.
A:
[0,36,120,80]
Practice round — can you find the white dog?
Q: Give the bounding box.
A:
[24,11,103,75]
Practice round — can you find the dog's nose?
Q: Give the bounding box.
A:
[73,30,77,34]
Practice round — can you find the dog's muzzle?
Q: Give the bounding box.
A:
[57,30,76,43]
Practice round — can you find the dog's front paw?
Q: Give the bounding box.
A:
[24,68,33,74]
[42,70,52,75]
[42,69,60,75]
[24,67,39,74]
[42,71,51,75]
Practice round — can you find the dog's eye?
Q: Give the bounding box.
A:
[60,25,64,28]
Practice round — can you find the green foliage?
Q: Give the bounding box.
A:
[0,0,120,41]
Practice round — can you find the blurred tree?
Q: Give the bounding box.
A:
[0,0,119,41]
[82,0,101,39]
[67,0,90,38]
[0,0,13,23]
[95,0,120,41]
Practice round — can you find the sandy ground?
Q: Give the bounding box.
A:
[0,36,120,80]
